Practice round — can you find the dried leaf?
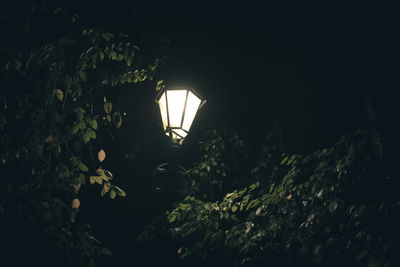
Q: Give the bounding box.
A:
[177,247,183,255]
[71,198,80,209]
[255,207,262,215]
[98,149,106,162]
[103,182,111,193]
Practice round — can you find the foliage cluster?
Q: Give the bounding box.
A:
[0,2,161,266]
[139,130,400,267]
[185,127,284,201]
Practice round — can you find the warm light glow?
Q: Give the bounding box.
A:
[173,129,188,138]
[156,87,205,143]
[182,91,201,131]
[166,90,187,127]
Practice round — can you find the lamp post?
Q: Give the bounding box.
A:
[155,87,206,144]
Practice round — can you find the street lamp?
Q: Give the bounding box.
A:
[156,87,206,143]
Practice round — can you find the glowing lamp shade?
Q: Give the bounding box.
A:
[156,87,206,141]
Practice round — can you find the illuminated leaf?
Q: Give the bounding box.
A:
[92,176,102,184]
[103,170,113,179]
[111,185,126,197]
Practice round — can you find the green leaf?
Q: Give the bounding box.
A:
[90,130,96,139]
[71,124,80,135]
[101,248,113,256]
[54,89,64,101]
[109,190,116,199]
[101,186,107,197]
[104,102,112,114]
[103,170,113,179]
[79,162,89,172]
[99,51,104,61]
[91,176,102,184]
[83,131,91,144]
[113,112,122,128]
[168,214,177,223]
[78,173,86,184]
[79,120,86,130]
[79,70,87,82]
[111,185,126,197]
[75,107,86,120]
[231,206,238,212]
[91,119,98,130]
[246,199,260,210]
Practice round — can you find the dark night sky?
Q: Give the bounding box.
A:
[74,2,399,265]
[82,2,398,150]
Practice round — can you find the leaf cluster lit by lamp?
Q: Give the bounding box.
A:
[156,87,206,143]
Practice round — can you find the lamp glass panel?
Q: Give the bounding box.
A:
[182,91,201,131]
[166,90,187,127]
[158,92,168,130]
[173,129,187,138]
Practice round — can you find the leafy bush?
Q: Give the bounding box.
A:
[0,2,161,266]
[139,130,400,267]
